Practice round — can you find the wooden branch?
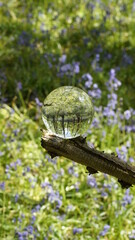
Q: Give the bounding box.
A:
[41,129,135,189]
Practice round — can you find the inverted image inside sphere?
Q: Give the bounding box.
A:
[42,86,94,139]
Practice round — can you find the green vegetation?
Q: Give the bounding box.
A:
[0,1,135,239]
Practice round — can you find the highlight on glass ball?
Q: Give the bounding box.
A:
[42,86,94,139]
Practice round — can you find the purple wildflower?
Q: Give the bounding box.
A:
[122,189,133,207]
[0,151,3,156]
[41,181,52,188]
[18,31,32,47]
[82,73,93,83]
[74,181,80,191]
[0,182,5,190]
[85,80,92,88]
[98,224,110,237]
[88,87,101,99]
[17,82,22,91]
[101,191,108,197]
[35,97,42,107]
[124,110,132,120]
[92,53,102,72]
[73,227,83,235]
[48,190,62,209]
[59,54,67,63]
[31,205,41,214]
[122,51,133,66]
[133,1,135,11]
[60,63,72,73]
[106,69,121,91]
[87,175,97,188]
[91,117,100,128]
[68,164,78,177]
[66,204,74,212]
[68,166,74,175]
[116,146,127,161]
[52,173,59,180]
[103,107,115,117]
[129,157,134,163]
[15,194,19,203]
[73,62,80,73]
[31,215,36,224]
[129,230,135,239]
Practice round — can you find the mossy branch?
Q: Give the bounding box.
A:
[41,129,135,189]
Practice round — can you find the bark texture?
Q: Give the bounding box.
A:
[41,129,135,189]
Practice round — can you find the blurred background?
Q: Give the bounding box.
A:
[0,1,135,239]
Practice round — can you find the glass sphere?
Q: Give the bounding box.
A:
[42,86,94,139]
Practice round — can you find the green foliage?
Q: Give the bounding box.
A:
[0,0,135,239]
[0,104,135,239]
[0,0,135,107]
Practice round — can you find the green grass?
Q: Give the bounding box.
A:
[0,104,135,239]
[0,0,135,239]
[0,0,135,107]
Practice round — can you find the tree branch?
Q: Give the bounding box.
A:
[41,129,135,189]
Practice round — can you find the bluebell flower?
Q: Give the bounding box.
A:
[60,63,72,73]
[13,129,20,136]
[12,218,16,223]
[133,1,135,11]
[122,51,133,66]
[0,182,5,190]
[40,23,45,32]
[91,117,100,128]
[102,130,106,137]
[103,183,112,191]
[122,189,133,207]
[88,88,101,99]
[18,31,32,47]
[124,110,132,120]
[31,205,41,214]
[25,225,34,234]
[85,80,92,88]
[106,69,121,91]
[68,166,74,175]
[17,82,22,91]
[87,175,97,188]
[26,166,31,172]
[121,145,128,154]
[18,217,22,223]
[35,97,42,107]
[73,227,83,235]
[31,215,36,224]
[98,224,110,237]
[41,180,52,188]
[52,173,59,180]
[92,54,102,72]
[129,157,134,163]
[0,151,3,156]
[66,204,74,212]
[59,54,67,63]
[129,229,135,239]
[48,190,62,209]
[103,107,115,117]
[73,62,80,73]
[16,159,22,166]
[74,182,80,191]
[82,73,93,82]
[101,191,108,197]
[116,146,127,161]
[15,194,19,203]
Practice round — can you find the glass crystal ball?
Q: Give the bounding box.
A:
[42,86,94,139]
